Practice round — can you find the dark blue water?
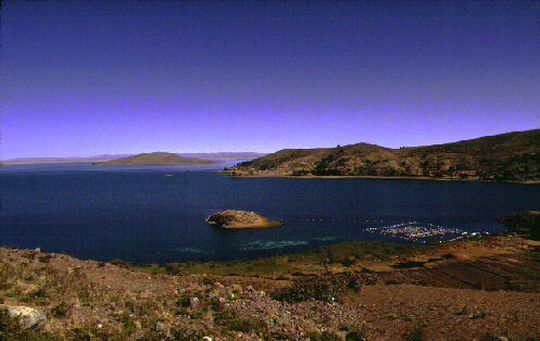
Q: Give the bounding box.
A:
[1,162,539,263]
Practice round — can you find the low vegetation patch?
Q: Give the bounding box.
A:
[271,271,374,303]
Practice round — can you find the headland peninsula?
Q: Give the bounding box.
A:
[225,129,540,183]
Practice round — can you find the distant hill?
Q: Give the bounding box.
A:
[97,152,218,165]
[227,129,540,182]
[0,156,128,166]
[178,152,266,159]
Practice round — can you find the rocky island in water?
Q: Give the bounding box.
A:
[206,210,283,229]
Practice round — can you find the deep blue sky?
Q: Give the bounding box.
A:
[2,1,539,158]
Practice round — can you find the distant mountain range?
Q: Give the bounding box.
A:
[96,152,217,165]
[0,152,265,166]
[227,129,540,182]
[0,155,127,165]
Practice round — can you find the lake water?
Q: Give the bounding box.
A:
[1,162,539,263]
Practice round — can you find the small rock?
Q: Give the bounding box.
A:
[468,310,487,319]
[155,322,168,332]
[1,305,45,329]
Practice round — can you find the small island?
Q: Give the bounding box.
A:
[205,210,282,229]
[95,152,218,166]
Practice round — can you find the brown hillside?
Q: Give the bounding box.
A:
[229,129,540,181]
[97,152,217,165]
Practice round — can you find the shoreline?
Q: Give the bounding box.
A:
[222,171,540,184]
[2,233,539,283]
[0,230,514,269]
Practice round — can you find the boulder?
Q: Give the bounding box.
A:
[1,304,45,329]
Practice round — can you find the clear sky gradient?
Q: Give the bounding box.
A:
[2,1,539,158]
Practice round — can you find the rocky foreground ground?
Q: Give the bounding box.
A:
[1,235,539,340]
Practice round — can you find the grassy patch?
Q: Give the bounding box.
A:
[214,307,265,333]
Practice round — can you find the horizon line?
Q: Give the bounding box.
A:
[2,127,538,161]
